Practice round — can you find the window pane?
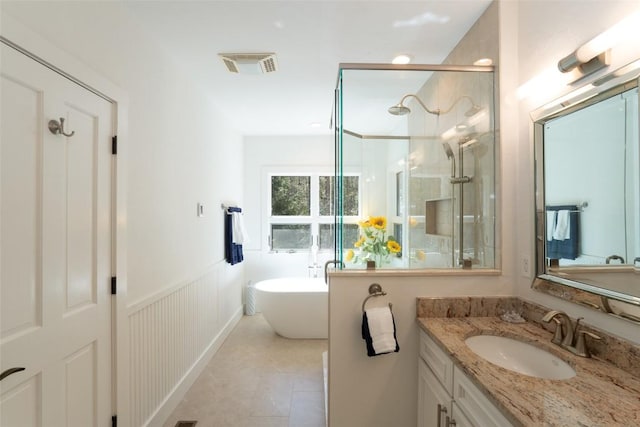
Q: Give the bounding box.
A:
[393,223,403,256]
[319,223,359,250]
[343,176,359,216]
[319,223,334,250]
[271,176,310,216]
[343,224,359,248]
[319,176,359,216]
[271,224,311,250]
[319,176,334,216]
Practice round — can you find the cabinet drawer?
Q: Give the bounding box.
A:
[419,330,453,394]
[453,366,513,427]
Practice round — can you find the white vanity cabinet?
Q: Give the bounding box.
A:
[418,330,513,427]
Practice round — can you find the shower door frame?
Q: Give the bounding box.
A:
[334,62,496,270]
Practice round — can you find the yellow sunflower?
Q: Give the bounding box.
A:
[358,219,371,228]
[387,240,401,253]
[371,216,387,230]
[354,236,365,248]
[345,249,354,262]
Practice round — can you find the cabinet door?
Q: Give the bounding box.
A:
[450,403,474,427]
[418,359,451,427]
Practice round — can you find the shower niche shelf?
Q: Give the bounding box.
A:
[425,198,453,237]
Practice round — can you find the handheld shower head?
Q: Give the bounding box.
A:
[442,142,456,179]
[442,142,454,159]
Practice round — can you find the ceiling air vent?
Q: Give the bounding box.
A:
[218,53,278,74]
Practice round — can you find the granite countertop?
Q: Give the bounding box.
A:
[417,316,640,426]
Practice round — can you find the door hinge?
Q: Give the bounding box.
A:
[112,135,117,155]
[111,277,117,295]
[111,415,117,427]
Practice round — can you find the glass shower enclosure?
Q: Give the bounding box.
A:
[334,64,497,270]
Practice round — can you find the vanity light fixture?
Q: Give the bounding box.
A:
[593,59,640,86]
[557,10,640,80]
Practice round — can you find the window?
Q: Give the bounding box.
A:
[268,173,359,252]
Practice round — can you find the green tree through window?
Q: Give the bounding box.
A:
[269,173,360,252]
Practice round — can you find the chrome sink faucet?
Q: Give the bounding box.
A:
[542,310,601,357]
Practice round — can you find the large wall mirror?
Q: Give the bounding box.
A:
[532,60,640,323]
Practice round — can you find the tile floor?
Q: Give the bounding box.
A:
[163,314,328,427]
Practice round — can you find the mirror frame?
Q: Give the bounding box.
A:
[531,62,640,320]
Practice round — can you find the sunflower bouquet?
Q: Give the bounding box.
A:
[345,216,401,266]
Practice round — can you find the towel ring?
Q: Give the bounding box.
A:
[362,283,393,313]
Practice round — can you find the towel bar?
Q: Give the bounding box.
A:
[362,283,393,313]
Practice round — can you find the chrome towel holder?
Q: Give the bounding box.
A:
[362,283,393,313]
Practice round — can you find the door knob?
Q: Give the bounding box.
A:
[0,367,26,381]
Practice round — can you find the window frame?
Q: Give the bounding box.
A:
[264,167,361,253]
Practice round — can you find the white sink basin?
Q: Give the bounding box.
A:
[465,335,576,380]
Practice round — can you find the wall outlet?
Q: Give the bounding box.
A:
[521,256,530,277]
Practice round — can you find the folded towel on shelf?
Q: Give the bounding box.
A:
[361,306,399,357]
[546,210,557,241]
[553,210,571,240]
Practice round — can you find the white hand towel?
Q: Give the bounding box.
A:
[365,306,396,354]
[546,211,556,241]
[232,212,250,244]
[553,210,571,240]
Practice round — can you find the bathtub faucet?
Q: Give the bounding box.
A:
[308,263,321,278]
[324,260,345,284]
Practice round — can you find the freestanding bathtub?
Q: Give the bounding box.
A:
[254,277,328,339]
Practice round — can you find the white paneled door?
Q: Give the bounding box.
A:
[1,43,113,427]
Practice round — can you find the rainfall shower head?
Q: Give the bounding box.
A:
[440,95,483,117]
[464,104,482,117]
[388,94,483,118]
[388,94,440,116]
[388,104,411,115]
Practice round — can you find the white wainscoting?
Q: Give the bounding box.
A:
[127,261,243,427]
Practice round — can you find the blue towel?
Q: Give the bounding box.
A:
[546,205,579,260]
[225,207,244,265]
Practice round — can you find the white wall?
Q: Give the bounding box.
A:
[243,134,335,283]
[328,4,515,426]
[328,272,507,427]
[508,0,640,344]
[1,0,245,304]
[1,4,245,425]
[329,2,640,425]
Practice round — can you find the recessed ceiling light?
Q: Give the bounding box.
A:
[474,58,493,66]
[392,55,412,65]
